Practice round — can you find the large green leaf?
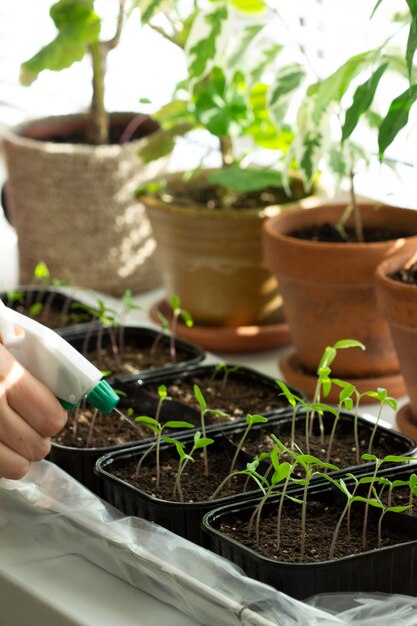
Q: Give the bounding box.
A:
[137,122,192,163]
[312,50,378,123]
[406,14,417,79]
[208,167,284,192]
[342,63,388,141]
[229,0,267,12]
[20,0,100,84]
[268,63,305,130]
[193,67,249,137]
[188,5,228,80]
[378,84,417,157]
[250,43,283,85]
[227,24,264,69]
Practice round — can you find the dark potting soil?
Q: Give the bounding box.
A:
[389,262,417,286]
[232,419,407,473]
[218,499,407,563]
[166,183,307,210]
[289,222,410,243]
[109,444,252,502]
[86,343,191,377]
[145,374,287,420]
[53,407,149,449]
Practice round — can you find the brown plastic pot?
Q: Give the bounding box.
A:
[376,252,417,437]
[142,170,319,327]
[263,203,417,381]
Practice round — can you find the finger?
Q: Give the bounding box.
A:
[0,346,67,437]
[0,400,51,462]
[0,440,31,480]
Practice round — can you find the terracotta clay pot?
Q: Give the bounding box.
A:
[376,252,417,437]
[263,203,417,382]
[142,170,319,327]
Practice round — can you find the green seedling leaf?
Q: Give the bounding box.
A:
[361,453,378,461]
[162,437,185,447]
[193,384,207,411]
[29,302,43,317]
[333,339,366,351]
[180,310,193,328]
[169,295,181,310]
[34,261,50,282]
[157,385,168,399]
[406,13,417,80]
[271,461,292,484]
[379,85,417,157]
[246,414,269,426]
[194,437,214,449]
[135,416,159,426]
[318,346,336,370]
[388,505,413,513]
[163,421,196,429]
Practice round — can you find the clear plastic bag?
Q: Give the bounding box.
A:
[1,461,416,626]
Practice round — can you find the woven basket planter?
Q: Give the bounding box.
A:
[2,112,162,296]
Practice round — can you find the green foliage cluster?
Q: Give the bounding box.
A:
[128,339,417,560]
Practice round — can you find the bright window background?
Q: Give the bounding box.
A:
[0,0,416,287]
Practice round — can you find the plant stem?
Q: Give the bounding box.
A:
[86,408,99,448]
[276,474,291,552]
[368,403,383,454]
[329,500,350,559]
[89,41,109,145]
[325,408,341,465]
[300,477,309,560]
[353,395,360,464]
[219,136,234,167]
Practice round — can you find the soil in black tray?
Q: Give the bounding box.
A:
[231,415,408,473]
[85,343,192,377]
[110,444,251,502]
[289,223,411,243]
[145,374,287,421]
[53,407,150,448]
[4,291,89,330]
[218,499,407,563]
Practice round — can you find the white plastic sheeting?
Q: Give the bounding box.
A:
[1,461,417,626]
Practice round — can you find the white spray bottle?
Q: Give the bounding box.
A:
[0,300,119,413]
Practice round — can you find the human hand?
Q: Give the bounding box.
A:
[0,343,67,479]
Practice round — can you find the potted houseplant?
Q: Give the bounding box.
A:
[375,252,417,439]
[1,0,172,296]
[263,20,417,399]
[136,1,320,350]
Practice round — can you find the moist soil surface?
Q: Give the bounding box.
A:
[218,499,408,563]
[390,262,417,286]
[53,407,149,449]
[233,417,409,473]
[289,223,411,243]
[86,343,192,377]
[175,183,308,210]
[109,442,255,502]
[144,373,288,420]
